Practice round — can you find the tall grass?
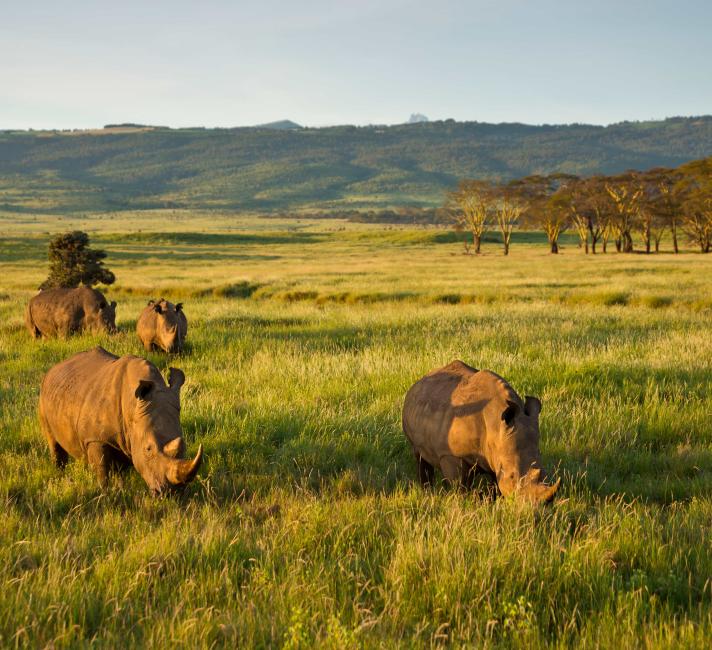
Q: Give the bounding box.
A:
[1,214,711,647]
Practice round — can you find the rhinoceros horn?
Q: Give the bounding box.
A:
[166,444,203,486]
[522,469,561,503]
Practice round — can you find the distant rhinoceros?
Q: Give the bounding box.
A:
[403,360,560,502]
[25,286,117,338]
[39,346,203,493]
[137,299,187,353]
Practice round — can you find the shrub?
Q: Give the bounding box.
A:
[212,281,261,298]
[638,295,673,309]
[39,231,115,290]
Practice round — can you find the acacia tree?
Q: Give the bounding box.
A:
[514,174,576,254]
[637,205,655,254]
[675,159,712,253]
[580,176,609,254]
[636,168,679,253]
[543,192,571,254]
[605,174,643,252]
[569,209,590,253]
[682,207,712,253]
[447,179,493,254]
[583,176,617,254]
[651,215,666,253]
[559,176,608,254]
[645,168,682,253]
[494,181,527,255]
[40,231,115,290]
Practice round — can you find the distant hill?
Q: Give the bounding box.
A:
[103,123,152,129]
[1,116,711,213]
[254,120,302,130]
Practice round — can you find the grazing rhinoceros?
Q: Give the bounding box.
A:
[25,286,117,338]
[39,346,203,493]
[403,360,560,502]
[137,299,187,353]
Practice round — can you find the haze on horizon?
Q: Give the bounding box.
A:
[1,0,710,130]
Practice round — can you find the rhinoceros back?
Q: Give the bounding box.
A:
[27,287,103,337]
[39,347,155,460]
[403,361,524,467]
[403,361,480,460]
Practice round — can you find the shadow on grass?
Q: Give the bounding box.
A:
[207,315,310,329]
[555,444,712,504]
[8,415,710,523]
[554,362,712,404]
[105,249,284,262]
[97,231,327,246]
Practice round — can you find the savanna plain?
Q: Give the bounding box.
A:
[1,210,712,648]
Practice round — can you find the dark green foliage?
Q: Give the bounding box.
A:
[39,230,115,290]
[1,116,712,212]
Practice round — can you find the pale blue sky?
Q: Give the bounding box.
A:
[1,0,710,129]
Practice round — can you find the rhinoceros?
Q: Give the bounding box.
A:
[403,360,560,502]
[39,346,203,493]
[25,286,117,338]
[137,299,187,353]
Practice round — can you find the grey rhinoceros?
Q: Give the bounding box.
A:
[136,299,187,353]
[403,360,560,502]
[39,346,202,493]
[25,286,117,338]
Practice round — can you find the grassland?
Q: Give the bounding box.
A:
[1,211,712,648]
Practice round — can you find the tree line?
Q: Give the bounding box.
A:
[447,157,712,254]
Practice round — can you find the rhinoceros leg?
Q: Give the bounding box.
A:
[40,415,69,468]
[46,438,69,469]
[440,455,468,488]
[461,461,476,490]
[414,450,435,487]
[86,442,111,489]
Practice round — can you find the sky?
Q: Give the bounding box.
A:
[1,0,710,130]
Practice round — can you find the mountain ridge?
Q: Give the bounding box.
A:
[1,116,711,213]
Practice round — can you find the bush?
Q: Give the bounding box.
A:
[212,281,262,298]
[39,231,115,290]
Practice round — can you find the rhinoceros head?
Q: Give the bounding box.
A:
[131,367,202,493]
[152,300,183,353]
[493,396,560,503]
[88,296,117,334]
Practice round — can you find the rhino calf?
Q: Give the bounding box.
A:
[137,299,187,353]
[25,286,117,338]
[39,346,202,493]
[403,360,560,503]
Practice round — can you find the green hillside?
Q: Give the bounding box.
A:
[1,116,712,213]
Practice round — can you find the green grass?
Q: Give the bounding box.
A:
[1,213,712,647]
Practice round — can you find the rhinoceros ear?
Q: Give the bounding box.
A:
[135,380,154,401]
[524,396,542,418]
[163,437,184,458]
[153,303,163,314]
[175,303,183,312]
[501,400,520,426]
[168,367,185,392]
